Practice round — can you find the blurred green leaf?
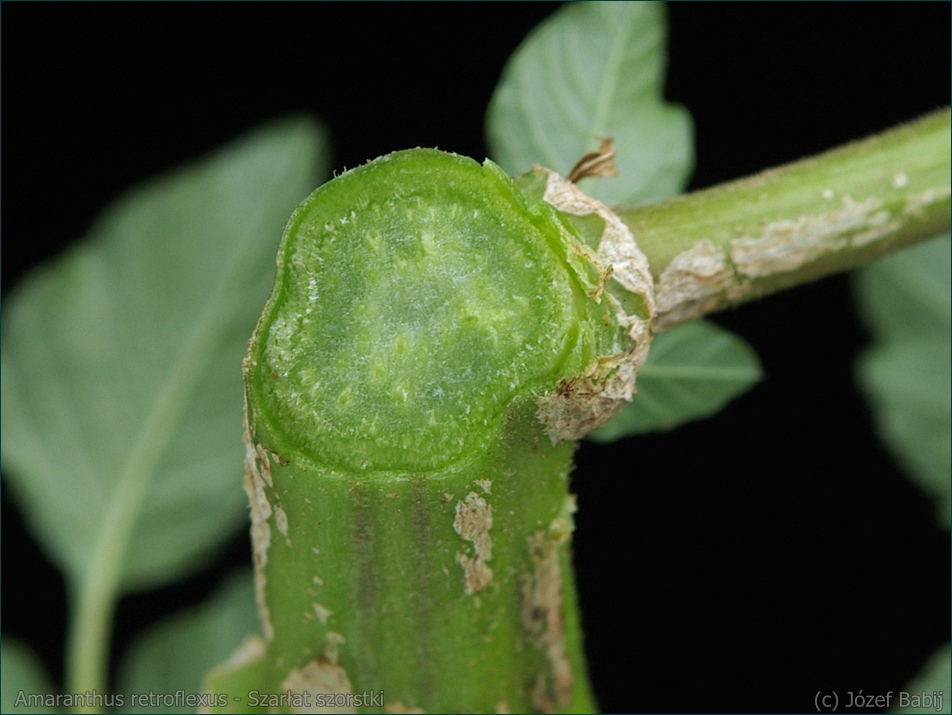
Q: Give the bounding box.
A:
[853,235,951,529]
[117,571,259,713]
[0,117,329,594]
[487,1,693,206]
[588,319,762,442]
[1,638,60,713]
[854,235,951,342]
[892,643,951,714]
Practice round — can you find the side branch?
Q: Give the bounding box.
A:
[615,108,951,330]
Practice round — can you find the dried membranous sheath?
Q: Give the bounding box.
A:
[207,149,655,713]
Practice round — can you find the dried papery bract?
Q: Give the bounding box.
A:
[534,167,656,442]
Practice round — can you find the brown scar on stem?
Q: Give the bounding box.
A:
[729,194,908,279]
[654,184,947,330]
[275,503,289,539]
[324,631,346,663]
[313,602,333,626]
[254,442,274,488]
[730,195,880,277]
[453,492,493,595]
[474,478,492,494]
[282,652,354,714]
[521,496,577,713]
[242,400,274,641]
[265,447,289,466]
[905,185,951,216]
[653,239,735,332]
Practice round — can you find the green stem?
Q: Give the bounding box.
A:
[241,403,596,713]
[65,575,115,712]
[616,108,951,330]
[207,112,950,713]
[208,150,620,713]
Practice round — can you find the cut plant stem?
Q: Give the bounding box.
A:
[210,111,950,714]
[219,150,640,713]
[616,108,951,330]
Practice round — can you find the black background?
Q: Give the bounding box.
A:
[2,4,950,713]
